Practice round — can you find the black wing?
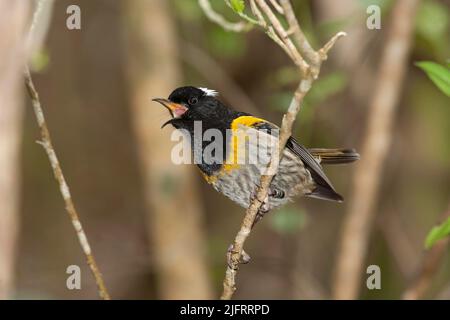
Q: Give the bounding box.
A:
[286,137,343,202]
[252,120,343,202]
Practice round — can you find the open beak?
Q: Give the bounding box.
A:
[152,98,188,118]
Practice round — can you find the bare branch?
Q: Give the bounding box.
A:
[269,0,284,14]
[212,0,346,300]
[279,0,319,66]
[249,0,266,26]
[198,0,250,32]
[254,0,308,74]
[318,31,347,61]
[24,67,110,300]
[24,0,110,301]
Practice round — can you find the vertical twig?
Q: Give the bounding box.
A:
[24,68,111,300]
[199,0,346,300]
[332,0,420,300]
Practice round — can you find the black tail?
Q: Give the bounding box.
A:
[308,148,360,165]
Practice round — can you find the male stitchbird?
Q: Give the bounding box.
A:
[153,86,359,224]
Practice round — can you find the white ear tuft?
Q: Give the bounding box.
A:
[199,87,219,97]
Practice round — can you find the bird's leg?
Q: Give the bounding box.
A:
[227,187,285,268]
[252,205,269,229]
[269,188,285,199]
[250,187,285,229]
[227,244,251,269]
[249,184,270,229]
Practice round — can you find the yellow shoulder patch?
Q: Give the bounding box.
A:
[200,116,268,182]
[230,115,265,130]
[222,116,265,172]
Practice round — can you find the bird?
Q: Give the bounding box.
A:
[153,86,359,226]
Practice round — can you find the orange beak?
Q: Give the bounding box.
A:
[152,98,188,118]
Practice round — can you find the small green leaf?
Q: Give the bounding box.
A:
[230,0,245,13]
[425,216,450,249]
[416,61,450,97]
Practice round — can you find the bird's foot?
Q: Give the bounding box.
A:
[227,244,251,269]
[250,186,275,229]
[269,188,285,199]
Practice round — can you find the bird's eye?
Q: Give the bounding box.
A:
[189,97,198,105]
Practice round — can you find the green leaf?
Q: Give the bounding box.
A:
[425,216,450,249]
[416,61,450,97]
[230,0,245,13]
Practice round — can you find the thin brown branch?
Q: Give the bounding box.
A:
[24,68,110,300]
[216,0,346,300]
[332,0,420,300]
[279,0,319,68]
[198,0,250,32]
[402,204,450,300]
[318,31,347,61]
[248,0,297,64]
[254,0,308,74]
[269,0,284,14]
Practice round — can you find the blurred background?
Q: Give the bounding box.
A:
[0,0,449,299]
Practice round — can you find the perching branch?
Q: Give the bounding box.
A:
[200,0,346,300]
[24,68,110,300]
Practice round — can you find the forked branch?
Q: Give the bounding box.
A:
[200,0,346,300]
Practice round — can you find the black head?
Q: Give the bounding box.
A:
[152,86,233,130]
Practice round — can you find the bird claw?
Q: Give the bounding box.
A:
[227,244,251,269]
[250,187,272,229]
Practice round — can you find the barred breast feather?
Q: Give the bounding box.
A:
[201,115,341,210]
